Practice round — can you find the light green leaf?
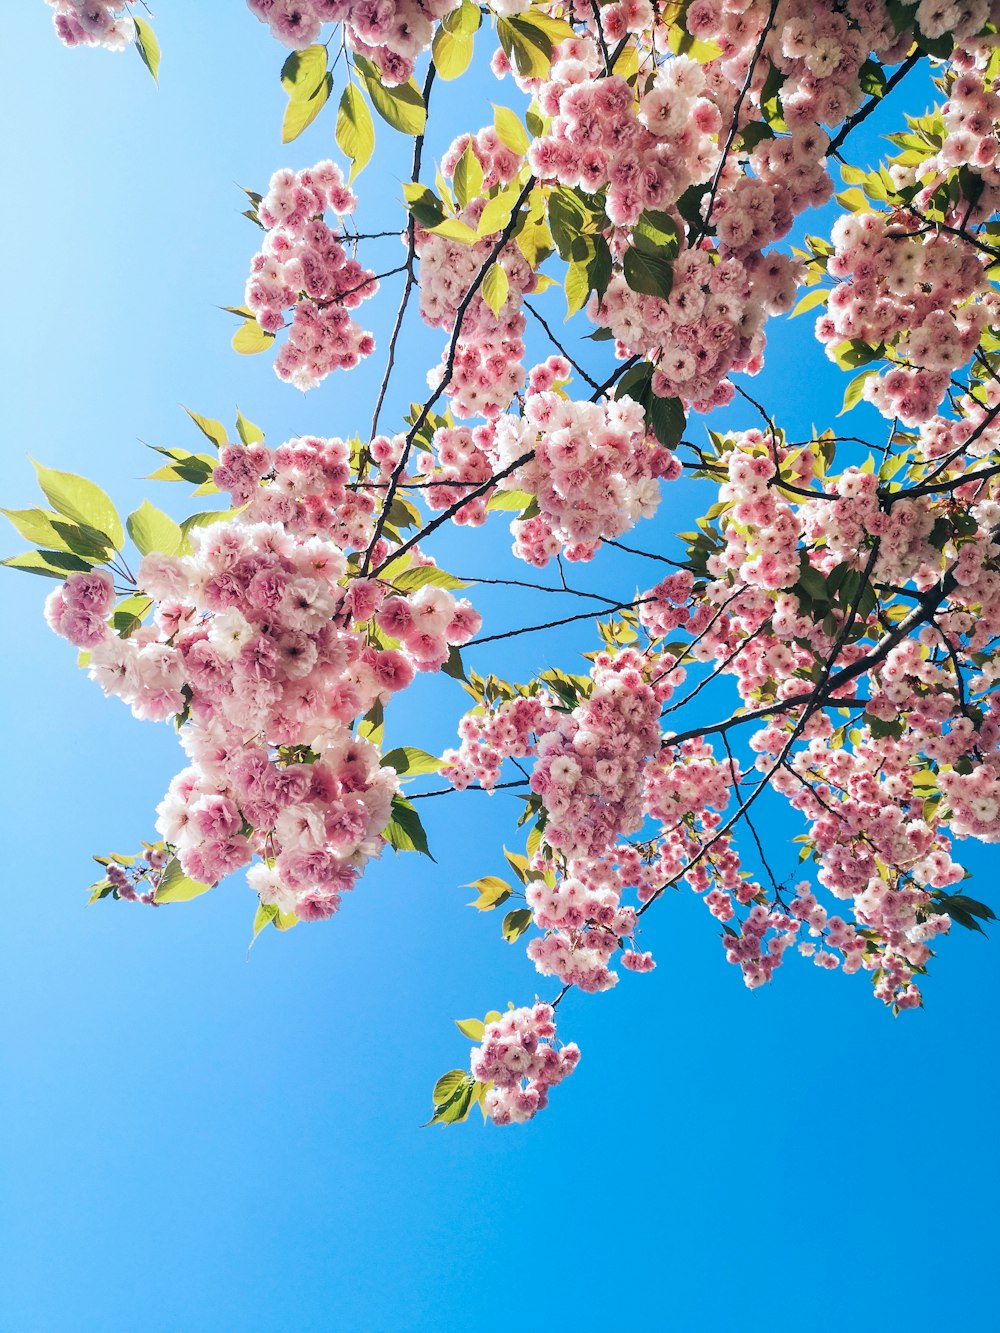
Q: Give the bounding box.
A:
[492,104,530,155]
[391,565,469,593]
[1,508,108,560]
[280,44,328,100]
[31,461,124,550]
[381,747,441,777]
[502,907,533,942]
[454,141,484,209]
[133,16,160,83]
[497,16,552,79]
[477,184,521,237]
[153,858,211,904]
[282,73,332,144]
[383,795,434,859]
[232,319,276,355]
[179,509,239,539]
[336,81,375,183]
[426,1069,478,1125]
[455,1018,485,1041]
[252,901,279,941]
[790,286,829,318]
[355,56,426,135]
[486,488,534,513]
[432,25,475,80]
[127,500,185,557]
[482,262,509,316]
[183,408,228,448]
[2,550,93,580]
[839,366,880,416]
[426,217,480,245]
[466,876,512,911]
[235,409,265,445]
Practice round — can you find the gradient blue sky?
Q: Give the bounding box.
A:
[1,10,997,1332]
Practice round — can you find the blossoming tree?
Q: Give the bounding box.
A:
[16,0,1000,1125]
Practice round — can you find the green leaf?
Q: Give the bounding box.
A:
[402,182,446,229]
[623,247,674,300]
[648,395,685,449]
[252,901,279,940]
[232,319,276,355]
[839,366,879,416]
[336,81,375,182]
[427,1070,477,1125]
[391,565,469,593]
[492,103,530,155]
[426,217,480,245]
[110,594,152,639]
[482,262,509,316]
[790,287,829,318]
[235,409,264,445]
[454,141,485,209]
[501,907,533,942]
[1,508,109,560]
[31,462,124,550]
[381,747,441,777]
[496,16,552,79]
[184,408,228,448]
[2,549,93,580]
[632,209,681,258]
[455,1018,485,1041]
[383,795,434,859]
[127,500,185,557]
[466,876,513,911]
[432,24,475,80]
[282,72,332,144]
[133,16,160,83]
[179,509,239,539]
[280,44,328,100]
[153,858,212,904]
[354,56,426,135]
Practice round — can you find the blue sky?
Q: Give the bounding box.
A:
[1,9,997,1332]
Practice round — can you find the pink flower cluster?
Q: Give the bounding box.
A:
[46,0,135,49]
[246,162,377,392]
[415,193,536,420]
[470,1004,579,1125]
[485,365,680,564]
[45,502,481,918]
[215,435,377,551]
[245,0,460,83]
[528,60,720,229]
[818,210,992,425]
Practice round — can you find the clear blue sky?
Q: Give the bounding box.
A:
[1,10,997,1332]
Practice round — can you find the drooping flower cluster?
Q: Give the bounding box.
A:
[44,447,482,918]
[817,211,992,424]
[245,0,461,83]
[46,0,136,49]
[246,162,377,392]
[415,194,536,421]
[469,1004,579,1125]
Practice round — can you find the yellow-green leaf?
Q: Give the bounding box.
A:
[282,72,332,144]
[153,858,211,904]
[355,56,426,135]
[2,550,93,580]
[477,184,521,237]
[492,104,529,155]
[790,286,829,318]
[184,408,228,448]
[454,140,484,209]
[466,876,513,911]
[336,81,375,182]
[127,500,185,557]
[133,16,160,83]
[232,319,276,355]
[31,461,124,550]
[482,262,509,316]
[280,44,328,100]
[455,1018,485,1041]
[235,409,264,445]
[426,217,480,245]
[432,26,475,80]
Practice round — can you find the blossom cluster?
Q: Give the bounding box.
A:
[245,0,460,83]
[44,446,482,917]
[46,0,135,49]
[246,162,377,392]
[414,193,535,421]
[818,211,992,425]
[469,1004,579,1125]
